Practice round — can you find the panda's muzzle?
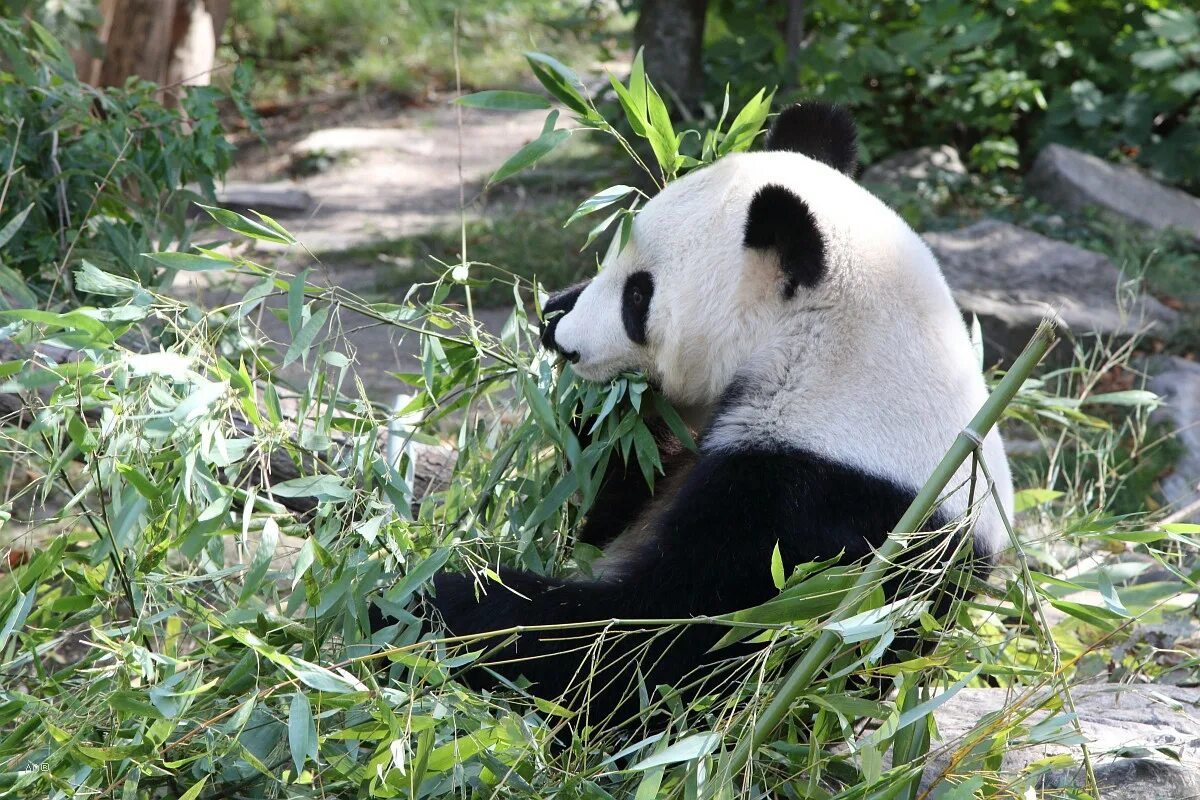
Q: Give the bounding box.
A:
[540,280,588,362]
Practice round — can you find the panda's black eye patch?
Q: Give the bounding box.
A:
[622,271,654,345]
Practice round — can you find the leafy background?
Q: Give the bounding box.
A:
[1,3,1200,799]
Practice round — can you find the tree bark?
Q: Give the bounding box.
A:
[166,0,231,87]
[96,0,179,87]
[633,0,709,111]
[785,0,806,66]
[84,0,229,89]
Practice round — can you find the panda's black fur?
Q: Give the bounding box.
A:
[377,103,997,731]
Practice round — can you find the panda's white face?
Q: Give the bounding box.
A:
[549,159,788,408]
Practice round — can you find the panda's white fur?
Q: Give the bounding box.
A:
[423,103,1015,728]
[553,150,1013,555]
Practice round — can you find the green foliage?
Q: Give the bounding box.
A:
[225,0,624,100]
[0,19,256,302]
[705,0,1200,186]
[0,49,1193,799]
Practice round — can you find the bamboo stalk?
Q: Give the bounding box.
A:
[719,318,1058,781]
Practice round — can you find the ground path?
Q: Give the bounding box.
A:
[184,99,555,401]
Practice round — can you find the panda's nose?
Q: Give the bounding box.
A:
[540,280,589,355]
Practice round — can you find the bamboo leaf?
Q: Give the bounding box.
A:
[455,90,550,110]
[271,475,353,502]
[283,304,329,367]
[631,733,721,770]
[770,542,785,591]
[198,203,295,244]
[145,251,236,272]
[489,123,570,185]
[288,691,316,774]
[525,52,591,116]
[0,203,33,249]
[564,185,636,227]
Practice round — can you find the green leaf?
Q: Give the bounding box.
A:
[0,587,34,650]
[525,52,591,116]
[144,251,235,272]
[1082,390,1160,408]
[770,542,785,591]
[609,74,648,137]
[930,774,984,799]
[290,661,363,693]
[489,124,570,185]
[630,732,721,770]
[643,82,679,176]
[582,206,624,250]
[564,185,636,227]
[177,777,209,800]
[239,518,280,605]
[628,48,648,123]
[283,305,330,367]
[384,548,451,608]
[287,269,309,340]
[74,261,141,297]
[271,475,353,502]
[288,691,317,774]
[1096,569,1128,616]
[0,203,32,250]
[720,88,773,155]
[198,203,296,244]
[455,90,551,110]
[1132,47,1183,71]
[1013,488,1063,513]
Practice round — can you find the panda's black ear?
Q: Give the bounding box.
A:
[743,184,825,298]
[764,101,857,176]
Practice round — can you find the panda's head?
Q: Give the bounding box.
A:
[541,102,947,413]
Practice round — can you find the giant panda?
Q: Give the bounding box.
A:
[426,102,1014,730]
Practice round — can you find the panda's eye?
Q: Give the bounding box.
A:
[622,271,654,346]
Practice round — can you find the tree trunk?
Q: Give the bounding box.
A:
[85,0,230,89]
[785,0,806,66]
[633,0,708,111]
[96,0,179,87]
[166,0,231,87]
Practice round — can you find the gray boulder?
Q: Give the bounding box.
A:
[1150,356,1200,523]
[216,181,313,217]
[923,684,1200,798]
[1027,144,1200,242]
[924,219,1176,358]
[861,145,966,188]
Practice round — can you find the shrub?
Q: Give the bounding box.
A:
[704,0,1200,187]
[0,19,256,303]
[0,51,1187,799]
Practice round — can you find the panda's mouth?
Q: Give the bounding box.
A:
[568,359,625,383]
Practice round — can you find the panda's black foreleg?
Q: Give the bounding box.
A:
[431,563,725,729]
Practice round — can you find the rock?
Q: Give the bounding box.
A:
[923,684,1200,797]
[1149,357,1200,522]
[1027,144,1200,242]
[861,145,966,188]
[290,127,438,160]
[924,220,1177,358]
[216,181,312,216]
